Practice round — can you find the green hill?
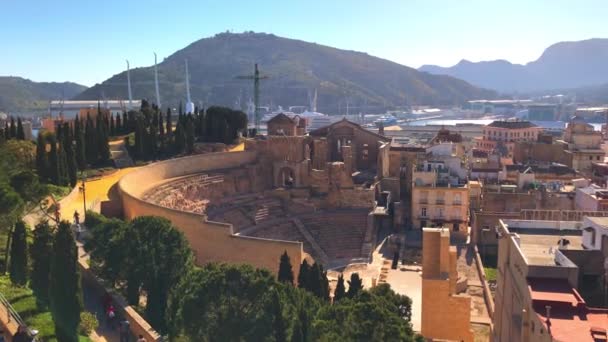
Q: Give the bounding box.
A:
[76,32,495,112]
[0,76,87,113]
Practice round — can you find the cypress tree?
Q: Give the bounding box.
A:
[174,122,185,154]
[334,274,346,302]
[297,260,310,289]
[110,113,115,137]
[122,111,128,134]
[16,117,25,140]
[66,143,78,187]
[309,263,322,298]
[74,117,86,170]
[31,221,53,307]
[36,133,48,181]
[116,112,122,134]
[346,272,363,299]
[85,114,97,165]
[278,251,294,285]
[3,122,9,139]
[49,221,82,342]
[166,107,173,140]
[58,143,69,186]
[186,116,195,154]
[135,116,145,159]
[9,220,28,286]
[97,112,110,164]
[272,289,287,342]
[9,116,16,138]
[178,101,183,116]
[149,123,158,160]
[0,128,4,144]
[159,111,165,153]
[320,265,329,301]
[48,134,60,184]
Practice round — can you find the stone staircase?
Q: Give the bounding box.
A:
[292,217,330,265]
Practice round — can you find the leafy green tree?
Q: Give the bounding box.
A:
[0,183,23,272]
[297,259,310,290]
[16,117,25,140]
[9,220,28,285]
[167,264,276,341]
[30,220,54,307]
[35,133,48,181]
[278,251,294,285]
[272,289,287,342]
[334,274,346,302]
[312,290,419,341]
[10,170,44,203]
[49,221,82,342]
[369,283,413,322]
[346,273,363,299]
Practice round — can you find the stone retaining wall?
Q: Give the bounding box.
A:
[118,151,304,276]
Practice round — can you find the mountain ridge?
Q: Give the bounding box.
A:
[75,32,495,112]
[419,38,608,93]
[0,76,87,113]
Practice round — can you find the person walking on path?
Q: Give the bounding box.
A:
[73,210,80,225]
[119,319,131,342]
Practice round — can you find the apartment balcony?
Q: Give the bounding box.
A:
[435,199,445,205]
[453,201,462,206]
[419,199,428,204]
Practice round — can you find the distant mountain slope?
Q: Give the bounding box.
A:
[419,38,608,92]
[76,32,495,112]
[0,76,87,113]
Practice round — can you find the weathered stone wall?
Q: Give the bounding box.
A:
[118,151,303,276]
[513,141,570,165]
[338,188,375,208]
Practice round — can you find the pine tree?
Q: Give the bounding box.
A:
[272,289,287,342]
[16,117,25,140]
[347,273,363,299]
[334,274,346,302]
[9,116,16,138]
[48,134,60,184]
[36,133,48,181]
[49,221,82,342]
[9,220,28,286]
[31,221,53,307]
[278,251,294,285]
[297,260,310,289]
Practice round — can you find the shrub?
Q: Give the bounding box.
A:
[79,311,98,335]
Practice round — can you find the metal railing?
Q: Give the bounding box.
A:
[0,291,38,341]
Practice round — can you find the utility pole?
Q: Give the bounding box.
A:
[236,64,268,132]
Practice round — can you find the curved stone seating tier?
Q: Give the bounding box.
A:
[298,209,370,261]
[142,174,226,213]
[240,218,315,256]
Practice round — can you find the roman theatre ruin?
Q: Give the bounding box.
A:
[117,119,396,275]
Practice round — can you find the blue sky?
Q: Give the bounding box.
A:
[1,0,607,86]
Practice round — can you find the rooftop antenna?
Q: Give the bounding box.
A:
[184,59,194,114]
[154,52,161,109]
[126,60,133,111]
[236,63,269,131]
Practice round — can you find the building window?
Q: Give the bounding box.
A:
[598,156,602,161]
[437,208,444,217]
[453,223,459,232]
[421,208,427,217]
[590,156,594,160]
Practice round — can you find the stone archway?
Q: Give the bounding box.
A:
[278,167,295,188]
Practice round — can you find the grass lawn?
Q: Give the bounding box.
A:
[484,267,497,282]
[0,276,91,342]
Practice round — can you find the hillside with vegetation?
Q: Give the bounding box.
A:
[76,32,495,112]
[0,76,87,113]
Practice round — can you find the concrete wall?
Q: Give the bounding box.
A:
[118,151,304,276]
